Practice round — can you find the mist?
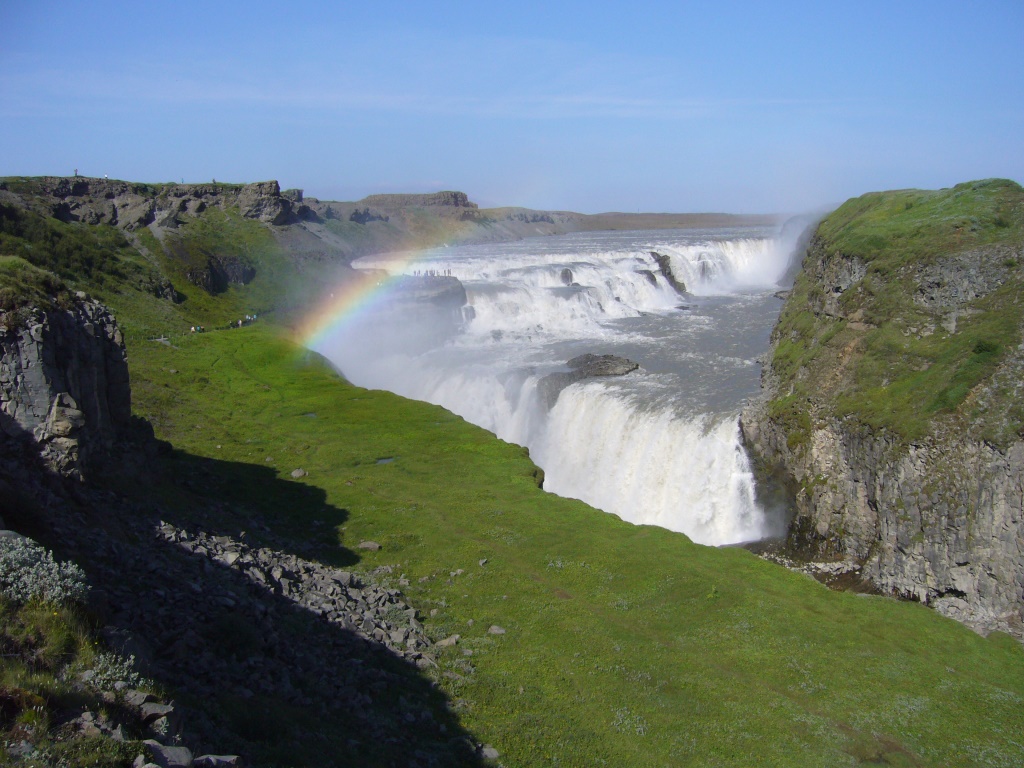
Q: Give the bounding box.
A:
[311,224,809,546]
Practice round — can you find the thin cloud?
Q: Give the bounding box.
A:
[1,64,853,123]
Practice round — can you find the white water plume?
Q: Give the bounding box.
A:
[535,383,765,544]
[323,226,802,546]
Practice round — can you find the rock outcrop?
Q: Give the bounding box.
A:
[10,177,300,232]
[650,252,687,294]
[538,354,640,408]
[742,186,1024,639]
[742,397,1024,637]
[360,191,478,209]
[0,293,131,480]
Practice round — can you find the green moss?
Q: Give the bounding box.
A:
[770,179,1024,445]
[0,256,71,315]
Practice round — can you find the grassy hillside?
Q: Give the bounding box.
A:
[768,178,1024,445]
[115,324,1024,767]
[2,178,1024,765]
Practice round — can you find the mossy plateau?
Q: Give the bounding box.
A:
[769,178,1024,445]
[0,256,71,317]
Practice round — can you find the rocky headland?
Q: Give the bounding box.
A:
[742,179,1024,639]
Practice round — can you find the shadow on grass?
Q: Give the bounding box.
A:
[0,419,486,768]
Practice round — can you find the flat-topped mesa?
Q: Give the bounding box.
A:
[358,191,478,209]
[2,176,304,230]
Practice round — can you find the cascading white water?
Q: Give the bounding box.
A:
[534,384,764,544]
[316,227,799,546]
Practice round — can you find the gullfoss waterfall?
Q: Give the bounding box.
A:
[307,228,799,546]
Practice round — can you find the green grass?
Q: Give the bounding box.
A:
[0,256,71,316]
[4,175,1024,765]
[119,323,1024,767]
[0,199,142,289]
[817,178,1024,272]
[768,178,1024,444]
[0,599,154,767]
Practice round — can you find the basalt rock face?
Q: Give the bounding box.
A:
[742,195,1024,639]
[15,177,298,231]
[185,256,257,295]
[742,398,1024,638]
[0,295,130,480]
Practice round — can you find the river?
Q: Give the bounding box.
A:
[311,225,803,546]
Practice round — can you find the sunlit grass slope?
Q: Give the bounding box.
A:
[127,324,1024,767]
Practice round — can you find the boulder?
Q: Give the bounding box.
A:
[237,181,294,225]
[537,354,640,408]
[141,741,193,768]
[194,757,245,768]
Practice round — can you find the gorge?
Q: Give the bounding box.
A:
[1,175,1022,767]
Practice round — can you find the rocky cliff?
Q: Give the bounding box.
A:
[0,292,131,480]
[742,179,1024,639]
[10,177,306,231]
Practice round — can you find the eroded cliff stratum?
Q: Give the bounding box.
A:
[743,178,1024,638]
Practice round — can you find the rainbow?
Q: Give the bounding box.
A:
[295,249,435,352]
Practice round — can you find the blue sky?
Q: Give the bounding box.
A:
[2,1,1022,213]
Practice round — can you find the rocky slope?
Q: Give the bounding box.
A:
[742,179,1024,639]
[0,278,484,766]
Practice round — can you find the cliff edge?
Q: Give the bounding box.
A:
[0,258,131,481]
[742,179,1024,638]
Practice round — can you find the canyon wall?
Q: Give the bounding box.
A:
[742,180,1024,638]
[0,294,131,480]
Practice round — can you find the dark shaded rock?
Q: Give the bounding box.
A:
[135,274,183,303]
[635,268,658,286]
[537,354,639,408]
[294,204,319,222]
[560,268,573,286]
[185,257,255,295]
[141,741,192,768]
[566,354,640,376]
[349,207,389,224]
[0,296,131,480]
[650,251,687,294]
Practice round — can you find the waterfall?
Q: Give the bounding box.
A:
[319,227,796,546]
